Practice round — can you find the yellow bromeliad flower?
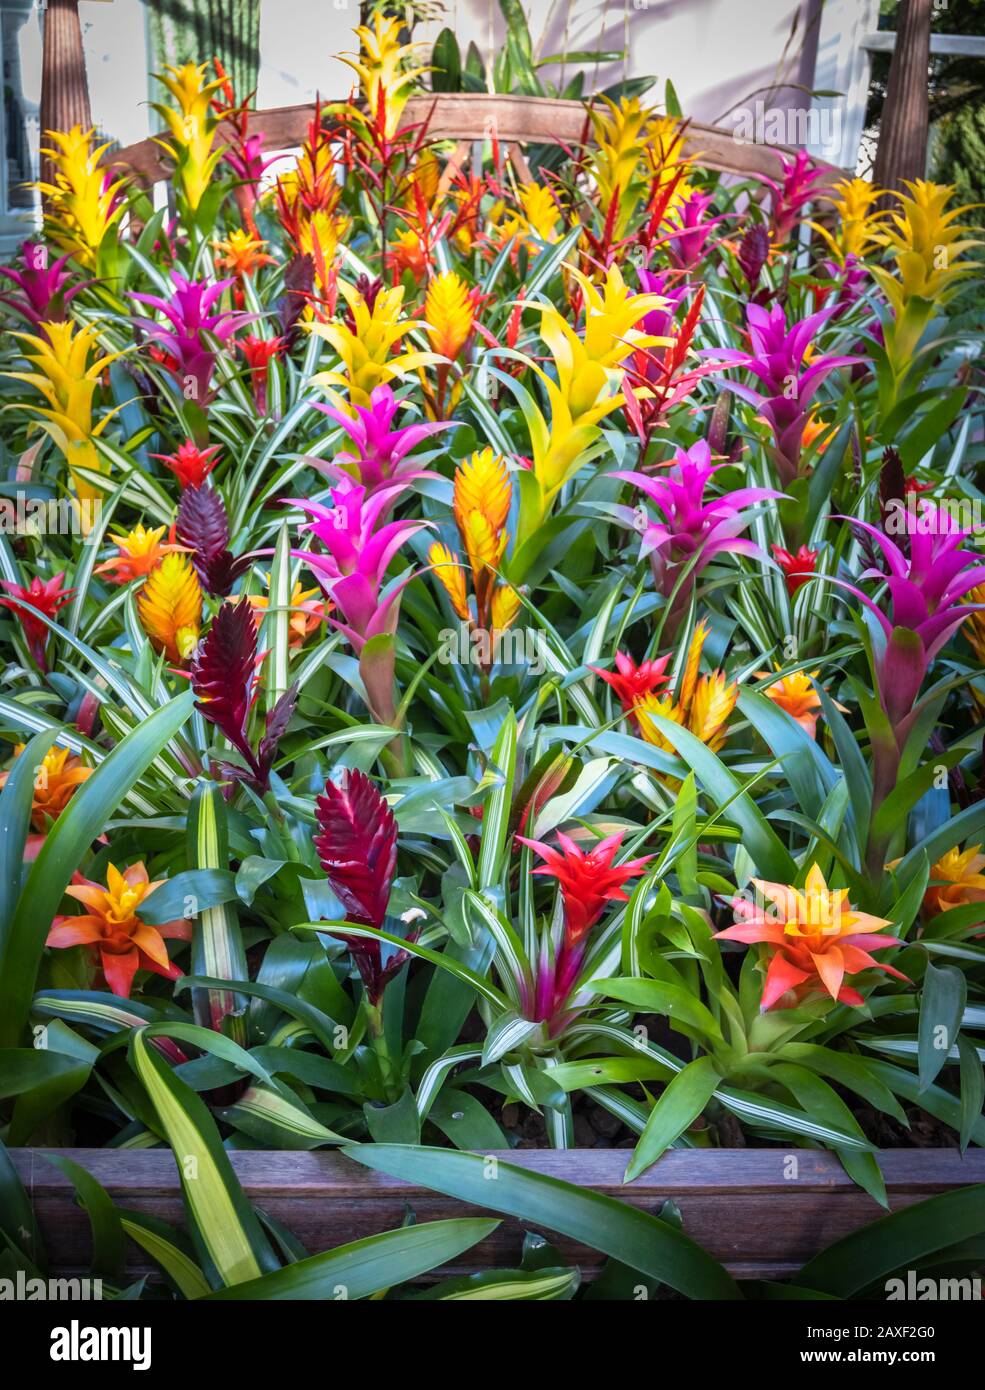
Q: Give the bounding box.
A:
[498,182,563,251]
[871,180,982,316]
[337,11,429,139]
[0,743,91,831]
[523,263,669,508]
[813,177,890,263]
[587,99,691,236]
[137,553,202,662]
[424,271,476,361]
[924,846,985,919]
[6,320,123,518]
[95,523,180,585]
[310,279,440,410]
[925,845,985,918]
[430,449,517,634]
[635,621,738,760]
[152,62,226,212]
[34,126,128,267]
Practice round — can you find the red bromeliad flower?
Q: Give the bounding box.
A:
[588,651,672,721]
[47,863,191,999]
[152,440,221,489]
[176,484,250,597]
[772,543,819,597]
[516,829,654,1027]
[314,769,409,1006]
[0,572,73,671]
[518,830,655,946]
[239,334,284,415]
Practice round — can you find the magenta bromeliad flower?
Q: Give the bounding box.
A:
[845,508,985,732]
[615,439,780,627]
[705,302,860,484]
[0,241,87,330]
[289,480,426,723]
[767,149,827,245]
[663,191,725,271]
[309,384,449,497]
[132,272,253,404]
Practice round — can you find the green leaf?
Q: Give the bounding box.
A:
[364,1086,422,1144]
[476,708,518,890]
[128,1029,277,1287]
[957,1036,985,1155]
[119,1211,211,1300]
[624,1057,721,1180]
[0,729,56,950]
[39,1152,126,1283]
[796,1186,985,1297]
[592,977,726,1048]
[918,959,967,1092]
[343,1145,740,1300]
[0,692,194,1048]
[410,1265,579,1299]
[204,1218,500,1300]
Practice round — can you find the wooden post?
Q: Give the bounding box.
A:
[39,0,92,194]
[873,0,932,192]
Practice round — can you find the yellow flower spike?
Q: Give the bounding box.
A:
[137,553,202,663]
[491,585,522,633]
[677,620,709,714]
[587,96,656,234]
[309,280,442,410]
[453,447,511,541]
[214,228,275,279]
[424,271,475,361]
[428,541,471,623]
[688,671,738,752]
[963,584,985,664]
[152,62,226,212]
[813,177,891,263]
[4,319,123,518]
[337,11,430,139]
[33,125,128,267]
[634,691,686,753]
[96,523,179,585]
[498,182,563,250]
[871,179,982,316]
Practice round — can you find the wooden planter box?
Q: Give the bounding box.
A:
[12,1147,985,1283]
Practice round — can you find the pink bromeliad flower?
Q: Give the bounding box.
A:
[0,241,88,331]
[615,439,780,631]
[308,384,448,497]
[289,480,426,722]
[132,272,253,404]
[766,149,827,245]
[705,302,860,484]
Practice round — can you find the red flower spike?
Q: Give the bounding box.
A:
[589,651,672,718]
[772,544,819,597]
[516,830,655,945]
[190,600,260,775]
[314,769,403,1004]
[0,572,73,671]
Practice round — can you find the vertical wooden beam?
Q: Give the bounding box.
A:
[873,0,932,191]
[39,0,92,193]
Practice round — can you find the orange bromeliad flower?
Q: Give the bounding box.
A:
[137,552,202,662]
[924,846,985,919]
[247,578,330,650]
[47,862,191,998]
[95,523,181,585]
[758,668,828,738]
[0,742,91,830]
[715,864,907,1011]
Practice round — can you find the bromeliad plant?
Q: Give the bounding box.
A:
[0,12,983,1249]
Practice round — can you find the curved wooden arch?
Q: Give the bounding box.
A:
[104,92,844,189]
